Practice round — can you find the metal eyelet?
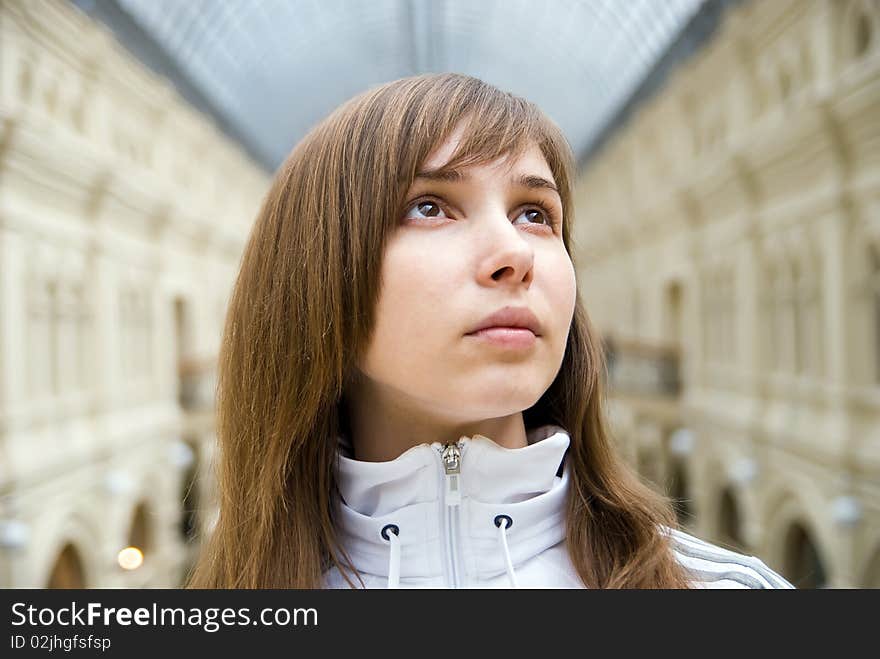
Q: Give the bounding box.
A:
[493,514,513,530]
[380,524,400,541]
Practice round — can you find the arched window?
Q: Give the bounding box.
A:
[718,488,745,551]
[127,502,153,558]
[668,460,694,528]
[637,449,661,490]
[181,443,200,542]
[854,8,873,58]
[46,543,86,589]
[863,545,880,588]
[782,522,828,589]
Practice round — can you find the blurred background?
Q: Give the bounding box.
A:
[0,0,877,589]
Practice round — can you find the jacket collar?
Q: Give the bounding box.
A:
[334,424,571,582]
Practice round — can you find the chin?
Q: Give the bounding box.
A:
[452,385,548,419]
[476,363,555,390]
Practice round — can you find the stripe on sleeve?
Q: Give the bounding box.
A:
[667,529,794,589]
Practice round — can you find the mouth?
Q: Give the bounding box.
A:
[465,326,538,350]
[466,306,543,338]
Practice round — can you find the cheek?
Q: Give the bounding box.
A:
[542,251,578,333]
[380,241,456,322]
[362,240,459,370]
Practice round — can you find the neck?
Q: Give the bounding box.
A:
[343,380,528,463]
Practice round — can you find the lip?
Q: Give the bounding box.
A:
[466,306,542,337]
[466,327,537,350]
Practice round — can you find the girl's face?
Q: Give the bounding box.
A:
[356,129,577,424]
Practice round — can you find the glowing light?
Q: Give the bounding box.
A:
[117,546,144,570]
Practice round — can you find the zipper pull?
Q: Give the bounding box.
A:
[441,441,462,506]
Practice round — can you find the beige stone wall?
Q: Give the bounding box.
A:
[574,0,880,587]
[4,0,877,590]
[0,0,269,587]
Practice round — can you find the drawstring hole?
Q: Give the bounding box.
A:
[380,524,400,541]
[494,514,513,530]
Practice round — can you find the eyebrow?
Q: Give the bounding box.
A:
[414,169,559,194]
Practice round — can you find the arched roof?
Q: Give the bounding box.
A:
[75,0,708,170]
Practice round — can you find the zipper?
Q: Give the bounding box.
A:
[437,440,464,588]
[441,442,462,505]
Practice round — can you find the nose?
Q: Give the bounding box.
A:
[475,213,535,288]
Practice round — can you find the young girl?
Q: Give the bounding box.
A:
[188,73,793,589]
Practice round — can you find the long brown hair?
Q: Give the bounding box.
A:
[187,73,692,589]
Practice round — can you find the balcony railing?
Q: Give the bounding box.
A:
[602,335,682,398]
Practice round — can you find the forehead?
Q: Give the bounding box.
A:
[421,126,554,181]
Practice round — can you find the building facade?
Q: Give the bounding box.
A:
[575,0,880,587]
[2,0,879,590]
[0,0,268,587]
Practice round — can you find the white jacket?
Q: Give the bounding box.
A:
[324,425,793,589]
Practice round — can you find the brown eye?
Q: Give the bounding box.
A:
[513,208,548,226]
[404,200,448,219]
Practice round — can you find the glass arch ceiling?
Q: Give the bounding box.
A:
[113,0,706,170]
